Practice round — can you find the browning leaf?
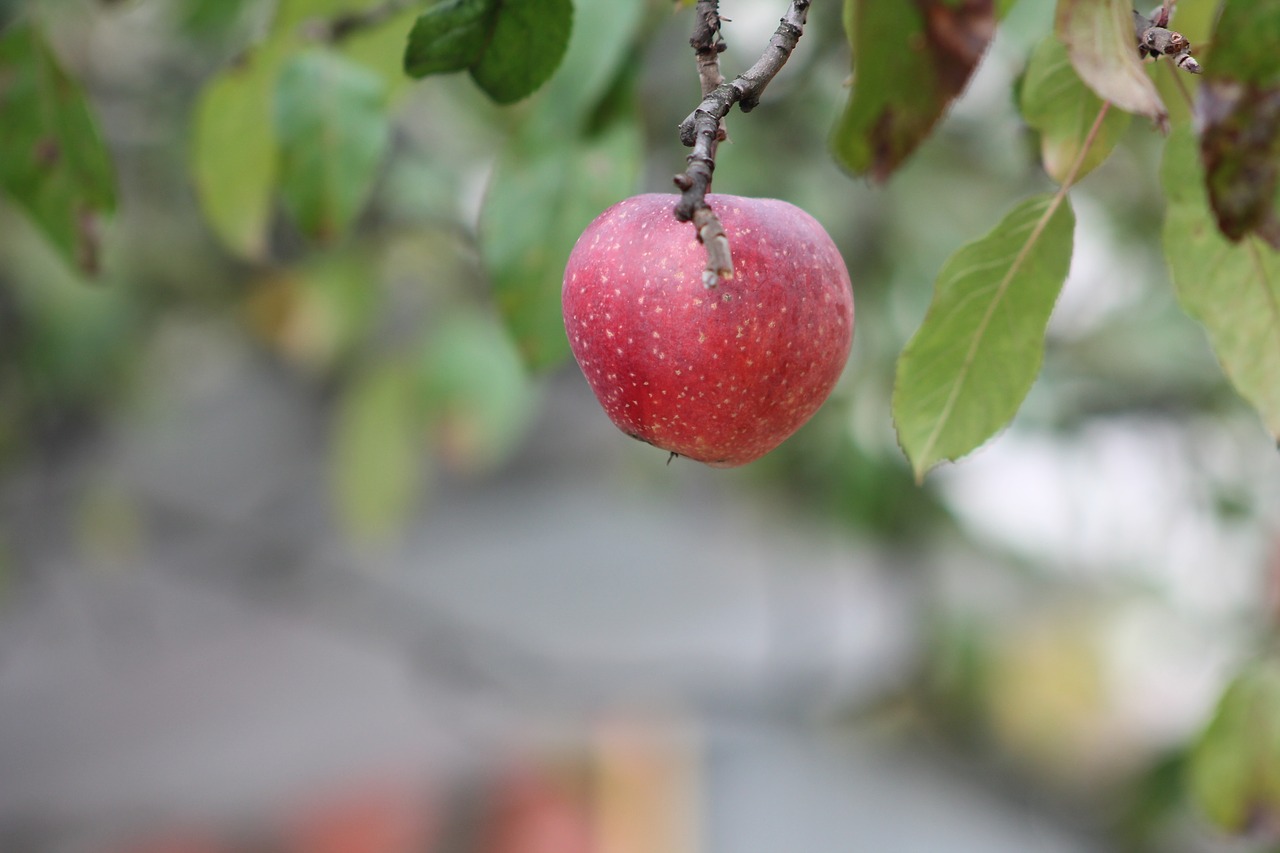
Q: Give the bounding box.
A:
[1199,0,1280,247]
[832,0,996,181]
[1201,85,1280,247]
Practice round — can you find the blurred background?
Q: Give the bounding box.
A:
[2,0,1280,851]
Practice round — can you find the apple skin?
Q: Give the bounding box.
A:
[562,193,853,467]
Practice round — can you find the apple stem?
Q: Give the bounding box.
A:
[694,206,733,287]
[673,0,812,288]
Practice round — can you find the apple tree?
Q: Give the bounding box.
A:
[2,0,1280,843]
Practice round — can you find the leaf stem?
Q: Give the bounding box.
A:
[914,100,1111,479]
[673,0,811,288]
[1059,100,1112,190]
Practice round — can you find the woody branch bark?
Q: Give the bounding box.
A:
[673,0,811,288]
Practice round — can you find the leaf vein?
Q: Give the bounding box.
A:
[916,201,1057,465]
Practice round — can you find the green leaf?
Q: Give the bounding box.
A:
[831,0,997,181]
[330,365,425,539]
[893,193,1075,480]
[274,49,390,242]
[482,115,641,370]
[1163,126,1280,438]
[0,20,115,274]
[1187,661,1280,832]
[1019,36,1130,183]
[403,0,493,79]
[402,0,572,105]
[469,0,572,105]
[421,311,535,473]
[191,43,283,260]
[1054,0,1167,124]
[1198,0,1280,246]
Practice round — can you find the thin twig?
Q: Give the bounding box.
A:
[673,0,811,288]
[306,0,414,42]
[690,0,727,97]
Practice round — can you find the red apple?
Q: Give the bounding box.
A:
[562,193,854,467]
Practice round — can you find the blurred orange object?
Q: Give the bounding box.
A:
[279,779,438,853]
[591,718,699,853]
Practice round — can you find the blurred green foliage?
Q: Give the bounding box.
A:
[0,1,1279,846]
[192,44,280,260]
[1189,657,1280,832]
[275,50,391,240]
[0,18,115,273]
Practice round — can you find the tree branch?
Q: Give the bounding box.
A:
[305,0,414,42]
[673,0,811,288]
[690,0,727,97]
